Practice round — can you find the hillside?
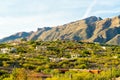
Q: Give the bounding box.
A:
[0,32,33,43]
[0,15,120,45]
[0,40,120,79]
[36,16,102,41]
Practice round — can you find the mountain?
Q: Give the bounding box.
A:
[28,27,52,40]
[0,32,33,43]
[107,34,120,45]
[36,16,102,41]
[87,15,120,43]
[0,15,120,45]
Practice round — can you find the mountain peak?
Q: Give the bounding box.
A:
[0,32,32,43]
[115,15,120,18]
[84,16,102,20]
[37,27,51,31]
[84,16,102,24]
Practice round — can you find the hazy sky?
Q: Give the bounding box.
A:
[0,0,120,39]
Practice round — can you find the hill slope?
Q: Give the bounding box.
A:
[36,16,102,41]
[0,32,33,43]
[0,15,120,45]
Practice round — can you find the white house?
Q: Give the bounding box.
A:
[71,54,80,58]
[101,46,106,50]
[0,48,10,53]
[0,47,17,53]
[35,46,47,51]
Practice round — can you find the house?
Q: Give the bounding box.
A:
[57,69,69,73]
[49,58,61,62]
[10,47,17,53]
[8,40,22,46]
[0,47,17,53]
[49,57,68,62]
[35,46,47,51]
[28,72,52,80]
[101,46,106,50]
[0,48,10,53]
[70,52,80,58]
[88,70,102,74]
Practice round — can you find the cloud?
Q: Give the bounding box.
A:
[82,0,97,18]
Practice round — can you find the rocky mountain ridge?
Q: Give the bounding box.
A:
[0,15,120,45]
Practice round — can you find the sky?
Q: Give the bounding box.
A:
[0,0,120,39]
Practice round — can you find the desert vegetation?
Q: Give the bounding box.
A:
[0,40,120,80]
